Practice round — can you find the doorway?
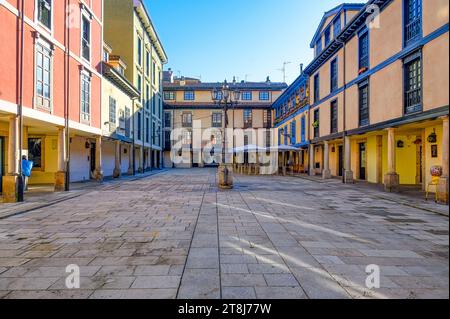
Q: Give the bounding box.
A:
[338,145,343,177]
[90,142,96,178]
[416,143,423,185]
[359,142,367,180]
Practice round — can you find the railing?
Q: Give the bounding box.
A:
[405,18,422,46]
[405,87,422,114]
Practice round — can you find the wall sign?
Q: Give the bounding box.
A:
[431,145,438,158]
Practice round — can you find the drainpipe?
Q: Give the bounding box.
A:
[336,38,347,183]
[17,0,25,202]
[64,0,71,191]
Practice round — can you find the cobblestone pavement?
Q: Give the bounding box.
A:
[0,169,448,299]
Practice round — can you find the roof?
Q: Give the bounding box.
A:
[135,0,168,64]
[305,0,393,75]
[272,73,309,108]
[309,3,366,48]
[164,102,273,110]
[102,62,140,98]
[163,81,288,91]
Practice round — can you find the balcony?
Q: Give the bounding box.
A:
[405,18,422,46]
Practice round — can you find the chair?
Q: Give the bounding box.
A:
[426,176,440,202]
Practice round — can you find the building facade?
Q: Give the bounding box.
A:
[104,0,168,172]
[101,43,140,178]
[163,75,287,168]
[1,0,104,202]
[276,0,449,203]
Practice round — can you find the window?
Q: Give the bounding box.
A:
[313,109,319,138]
[359,81,370,127]
[333,17,341,38]
[164,91,175,100]
[103,50,109,63]
[145,84,150,109]
[182,130,192,145]
[404,52,422,114]
[125,107,131,137]
[405,0,422,46]
[164,131,171,150]
[145,51,150,76]
[212,113,222,128]
[35,42,52,110]
[164,112,172,128]
[152,92,156,114]
[259,91,270,101]
[81,16,90,62]
[265,131,271,148]
[243,109,252,128]
[263,110,272,128]
[182,113,192,127]
[301,117,306,143]
[324,27,331,47]
[37,0,52,30]
[284,126,288,145]
[242,91,252,101]
[28,138,42,168]
[316,38,322,56]
[291,120,296,145]
[137,111,142,140]
[80,72,91,123]
[314,74,320,103]
[359,30,369,72]
[137,37,142,66]
[330,58,338,92]
[152,61,156,85]
[145,117,150,143]
[184,91,195,101]
[109,97,116,125]
[331,100,338,133]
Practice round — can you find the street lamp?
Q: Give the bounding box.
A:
[211,80,240,189]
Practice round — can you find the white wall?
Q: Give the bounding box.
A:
[70,136,91,182]
[102,140,116,178]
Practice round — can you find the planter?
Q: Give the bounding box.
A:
[430,166,443,177]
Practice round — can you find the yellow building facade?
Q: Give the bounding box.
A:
[163,76,287,168]
[299,0,449,203]
[104,0,168,172]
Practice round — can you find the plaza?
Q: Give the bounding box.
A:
[0,169,448,299]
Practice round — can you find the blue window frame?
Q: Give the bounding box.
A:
[404,0,422,46]
[324,27,331,47]
[358,29,369,72]
[291,120,296,145]
[301,117,306,143]
[314,74,320,103]
[333,17,341,38]
[278,129,282,146]
[330,58,338,92]
[259,91,270,101]
[284,125,288,145]
[315,38,322,56]
[184,91,195,101]
[242,91,252,101]
[359,80,370,127]
[404,51,422,114]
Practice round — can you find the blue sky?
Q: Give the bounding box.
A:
[145,0,365,84]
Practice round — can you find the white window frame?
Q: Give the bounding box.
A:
[80,69,92,125]
[80,8,92,63]
[35,0,53,34]
[34,38,54,112]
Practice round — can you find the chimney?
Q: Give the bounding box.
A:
[300,63,304,74]
[232,76,236,84]
[266,76,271,83]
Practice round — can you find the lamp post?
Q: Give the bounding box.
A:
[211,80,240,189]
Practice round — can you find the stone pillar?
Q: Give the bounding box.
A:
[344,136,354,183]
[438,116,449,204]
[2,116,19,203]
[113,140,121,178]
[54,127,67,191]
[376,135,383,184]
[322,141,331,179]
[127,145,133,175]
[384,128,399,192]
[93,136,103,181]
[309,144,315,176]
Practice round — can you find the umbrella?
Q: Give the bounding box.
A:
[233,144,267,153]
[268,145,300,152]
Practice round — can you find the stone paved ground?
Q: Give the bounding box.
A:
[0,169,448,299]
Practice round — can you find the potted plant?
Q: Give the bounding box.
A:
[430,166,443,177]
[312,121,319,128]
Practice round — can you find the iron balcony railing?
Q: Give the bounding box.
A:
[405,18,422,46]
